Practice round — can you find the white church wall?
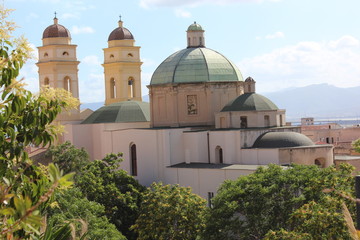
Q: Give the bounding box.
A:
[241,149,259,164]
[209,130,240,164]
[169,128,188,165]
[183,131,209,163]
[257,149,279,165]
[111,129,160,186]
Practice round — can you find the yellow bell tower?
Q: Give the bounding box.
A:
[103,18,142,105]
[36,16,81,121]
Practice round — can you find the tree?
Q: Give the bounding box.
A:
[76,153,146,240]
[0,6,78,238]
[352,138,360,153]
[202,164,355,240]
[131,182,206,240]
[46,141,89,174]
[47,187,126,240]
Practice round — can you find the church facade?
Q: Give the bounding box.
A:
[37,18,334,199]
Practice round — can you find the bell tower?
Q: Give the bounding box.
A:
[36,15,80,121]
[103,18,142,105]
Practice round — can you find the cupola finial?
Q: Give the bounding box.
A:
[54,11,58,24]
[118,15,123,27]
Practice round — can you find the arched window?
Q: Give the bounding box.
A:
[44,52,48,57]
[199,37,202,46]
[44,77,50,86]
[130,143,137,176]
[110,54,114,58]
[188,37,190,46]
[62,51,69,56]
[215,146,223,164]
[63,76,71,91]
[128,77,134,99]
[110,78,116,98]
[264,115,270,127]
[314,158,325,168]
[279,114,283,126]
[248,85,251,92]
[127,53,133,57]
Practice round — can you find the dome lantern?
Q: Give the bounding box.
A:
[187,21,205,48]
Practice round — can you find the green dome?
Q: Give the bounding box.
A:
[150,48,243,85]
[252,132,314,148]
[81,101,150,124]
[187,22,203,31]
[221,93,278,112]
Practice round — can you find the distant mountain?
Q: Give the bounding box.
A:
[262,84,360,120]
[80,102,104,111]
[80,85,360,120]
[80,95,150,111]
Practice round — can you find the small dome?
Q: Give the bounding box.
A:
[150,47,243,85]
[221,93,278,112]
[81,101,149,124]
[245,76,255,82]
[43,18,71,39]
[108,21,134,41]
[252,132,314,148]
[187,22,203,31]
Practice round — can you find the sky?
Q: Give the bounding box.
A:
[4,0,360,103]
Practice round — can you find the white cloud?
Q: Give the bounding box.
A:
[28,12,39,19]
[175,8,192,18]
[238,35,360,93]
[82,55,101,66]
[265,31,284,39]
[20,59,40,93]
[79,73,104,103]
[139,0,280,8]
[71,26,95,34]
[61,13,79,19]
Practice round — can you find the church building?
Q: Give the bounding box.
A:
[37,18,334,199]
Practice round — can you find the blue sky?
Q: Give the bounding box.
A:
[5,0,360,103]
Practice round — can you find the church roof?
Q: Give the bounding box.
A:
[187,22,204,31]
[108,21,134,41]
[42,18,71,38]
[81,101,150,124]
[221,93,278,112]
[252,132,314,148]
[150,47,243,85]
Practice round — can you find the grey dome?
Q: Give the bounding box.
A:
[150,47,243,85]
[221,93,278,112]
[252,132,314,148]
[82,101,149,124]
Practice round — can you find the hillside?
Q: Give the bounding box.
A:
[262,84,360,120]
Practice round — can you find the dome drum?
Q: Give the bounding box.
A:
[149,81,243,128]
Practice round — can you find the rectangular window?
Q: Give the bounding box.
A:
[240,116,247,128]
[208,192,214,208]
[187,95,198,115]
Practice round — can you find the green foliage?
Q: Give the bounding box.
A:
[202,164,355,240]
[1,163,74,238]
[132,182,206,240]
[0,6,79,238]
[76,153,145,240]
[47,187,126,240]
[46,141,89,174]
[352,138,360,153]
